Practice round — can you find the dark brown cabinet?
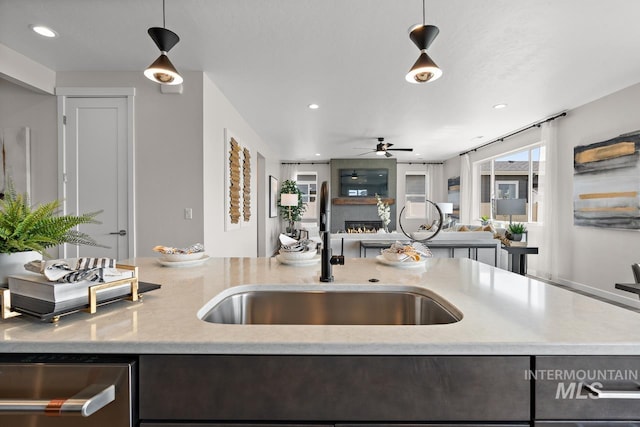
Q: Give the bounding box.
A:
[535,356,640,424]
[140,425,527,427]
[139,355,530,423]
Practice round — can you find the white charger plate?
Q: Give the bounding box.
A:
[375,255,427,268]
[276,254,321,266]
[157,254,210,268]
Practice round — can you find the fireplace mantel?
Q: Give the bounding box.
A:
[332,197,395,205]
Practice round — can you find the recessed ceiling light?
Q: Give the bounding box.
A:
[30,25,57,38]
[308,103,319,110]
[493,103,507,110]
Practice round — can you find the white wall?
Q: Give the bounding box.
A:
[202,73,281,258]
[0,79,56,204]
[443,82,640,306]
[0,42,55,94]
[553,82,640,303]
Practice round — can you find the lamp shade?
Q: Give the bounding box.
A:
[147,27,180,52]
[436,202,453,214]
[409,24,439,51]
[406,51,442,84]
[496,198,526,216]
[281,193,298,207]
[144,53,183,85]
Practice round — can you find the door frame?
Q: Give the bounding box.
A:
[56,87,136,258]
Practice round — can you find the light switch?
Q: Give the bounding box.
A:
[184,208,193,220]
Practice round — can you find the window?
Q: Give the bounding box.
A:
[296,173,317,220]
[404,172,427,219]
[478,145,541,223]
[495,180,519,199]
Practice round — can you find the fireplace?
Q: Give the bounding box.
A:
[345,220,383,233]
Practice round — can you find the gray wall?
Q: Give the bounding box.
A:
[330,158,397,233]
[2,70,282,259]
[56,71,205,257]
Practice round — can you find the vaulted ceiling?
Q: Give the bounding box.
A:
[2,0,640,161]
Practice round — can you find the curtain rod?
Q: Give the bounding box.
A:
[397,161,443,165]
[282,161,442,165]
[281,162,330,165]
[459,111,567,157]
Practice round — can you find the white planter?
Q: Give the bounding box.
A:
[0,251,41,285]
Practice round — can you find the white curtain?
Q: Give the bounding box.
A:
[426,163,445,203]
[459,154,473,224]
[536,121,559,280]
[280,163,299,183]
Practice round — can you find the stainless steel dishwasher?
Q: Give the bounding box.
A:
[0,355,136,427]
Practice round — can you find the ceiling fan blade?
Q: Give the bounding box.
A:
[387,148,414,152]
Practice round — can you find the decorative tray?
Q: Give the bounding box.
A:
[0,264,160,323]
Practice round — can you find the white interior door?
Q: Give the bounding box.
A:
[60,96,131,260]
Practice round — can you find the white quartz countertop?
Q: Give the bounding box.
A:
[1,257,640,355]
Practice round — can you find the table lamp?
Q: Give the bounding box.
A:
[436,202,454,228]
[281,193,299,235]
[496,198,526,224]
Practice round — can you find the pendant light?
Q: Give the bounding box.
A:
[144,0,183,85]
[405,0,442,84]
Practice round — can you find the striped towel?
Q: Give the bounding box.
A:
[24,258,118,283]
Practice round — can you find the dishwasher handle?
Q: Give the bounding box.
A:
[0,384,115,417]
[583,383,640,399]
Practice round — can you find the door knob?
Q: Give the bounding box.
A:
[109,230,127,236]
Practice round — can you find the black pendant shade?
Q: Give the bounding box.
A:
[144,1,183,86]
[406,50,442,83]
[144,53,183,85]
[405,3,442,84]
[148,27,180,52]
[409,24,439,51]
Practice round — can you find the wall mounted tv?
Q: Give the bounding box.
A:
[339,169,388,197]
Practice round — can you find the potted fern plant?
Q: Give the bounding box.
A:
[0,180,102,284]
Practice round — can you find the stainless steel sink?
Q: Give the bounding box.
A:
[198,285,462,325]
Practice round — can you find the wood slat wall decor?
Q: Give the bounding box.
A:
[228,138,242,224]
[243,147,251,222]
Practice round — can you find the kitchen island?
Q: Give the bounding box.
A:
[3,257,640,426]
[1,256,639,355]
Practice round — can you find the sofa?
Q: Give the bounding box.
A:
[329,224,509,270]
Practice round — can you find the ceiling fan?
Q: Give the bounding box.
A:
[358,137,414,157]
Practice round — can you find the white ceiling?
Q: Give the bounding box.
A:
[2,0,640,162]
